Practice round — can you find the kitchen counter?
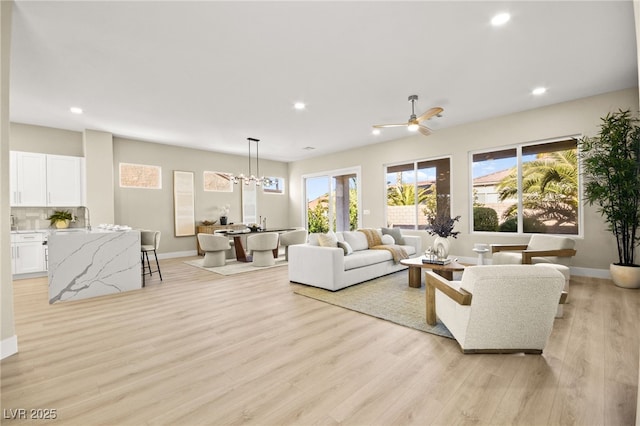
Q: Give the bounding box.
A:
[48,229,141,304]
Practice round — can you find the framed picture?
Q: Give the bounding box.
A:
[203,171,233,192]
[173,170,195,236]
[242,181,257,225]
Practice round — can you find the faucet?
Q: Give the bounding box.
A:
[83,206,91,230]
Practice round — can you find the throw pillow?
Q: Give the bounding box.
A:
[317,230,338,247]
[381,234,395,245]
[342,231,369,251]
[337,241,353,256]
[308,233,320,246]
[382,227,405,245]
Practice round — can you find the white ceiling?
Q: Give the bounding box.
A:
[9,1,638,162]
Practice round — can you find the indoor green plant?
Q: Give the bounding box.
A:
[580,109,640,288]
[426,208,461,259]
[47,210,74,229]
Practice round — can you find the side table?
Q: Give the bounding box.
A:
[472,248,489,265]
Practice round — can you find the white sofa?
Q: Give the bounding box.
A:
[288,229,421,291]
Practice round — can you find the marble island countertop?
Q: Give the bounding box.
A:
[11,227,135,235]
[50,228,133,235]
[48,229,141,303]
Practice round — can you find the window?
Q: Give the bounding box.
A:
[203,171,233,192]
[304,169,360,233]
[263,177,285,194]
[119,163,161,189]
[471,138,579,235]
[385,157,451,230]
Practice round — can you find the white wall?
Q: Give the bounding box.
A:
[83,130,115,225]
[288,88,639,273]
[10,122,83,156]
[1,0,16,359]
[112,136,290,255]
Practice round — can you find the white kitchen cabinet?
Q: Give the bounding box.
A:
[11,233,46,275]
[10,151,47,206]
[10,151,84,207]
[47,154,83,206]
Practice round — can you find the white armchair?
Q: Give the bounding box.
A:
[247,232,279,267]
[491,234,576,266]
[197,233,231,267]
[278,229,307,261]
[426,265,567,354]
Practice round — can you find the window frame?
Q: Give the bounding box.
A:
[301,166,362,232]
[469,135,583,237]
[383,155,452,230]
[262,177,286,195]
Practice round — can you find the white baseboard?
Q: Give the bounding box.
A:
[569,266,611,279]
[1,335,18,360]
[158,250,197,260]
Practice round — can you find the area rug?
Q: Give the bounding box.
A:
[291,271,453,339]
[184,258,288,276]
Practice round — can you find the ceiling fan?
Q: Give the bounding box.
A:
[373,95,443,136]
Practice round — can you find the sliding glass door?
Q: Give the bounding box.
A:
[304,169,360,233]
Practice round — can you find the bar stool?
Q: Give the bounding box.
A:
[141,230,162,287]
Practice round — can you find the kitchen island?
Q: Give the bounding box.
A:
[48,229,141,304]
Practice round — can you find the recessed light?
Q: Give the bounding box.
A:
[532,87,547,95]
[294,102,306,110]
[372,129,381,136]
[491,12,510,26]
[70,107,83,114]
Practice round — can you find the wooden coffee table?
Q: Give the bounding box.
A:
[400,257,466,288]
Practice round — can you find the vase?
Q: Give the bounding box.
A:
[433,236,450,259]
[610,263,640,289]
[55,219,69,229]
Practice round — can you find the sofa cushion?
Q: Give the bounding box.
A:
[317,231,338,247]
[381,227,405,245]
[400,244,416,256]
[343,249,392,270]
[342,231,369,251]
[337,241,353,256]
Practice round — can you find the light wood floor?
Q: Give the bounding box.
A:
[2,257,639,425]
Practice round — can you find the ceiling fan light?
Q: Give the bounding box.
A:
[491,12,510,26]
[408,123,419,131]
[532,87,547,95]
[372,129,381,135]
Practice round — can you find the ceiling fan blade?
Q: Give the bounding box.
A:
[373,123,408,128]
[416,107,444,123]
[418,125,432,136]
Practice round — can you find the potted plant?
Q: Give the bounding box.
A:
[581,109,640,288]
[47,210,74,229]
[426,209,461,259]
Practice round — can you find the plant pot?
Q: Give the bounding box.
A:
[610,263,640,289]
[433,236,450,259]
[54,219,70,229]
